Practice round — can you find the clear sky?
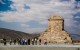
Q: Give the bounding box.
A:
[0,0,80,34]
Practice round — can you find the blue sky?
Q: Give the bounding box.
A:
[0,0,80,34]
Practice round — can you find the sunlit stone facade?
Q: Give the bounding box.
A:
[39,15,72,44]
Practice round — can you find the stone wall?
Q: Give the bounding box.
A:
[0,46,79,50]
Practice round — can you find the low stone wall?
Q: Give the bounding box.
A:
[0,46,79,50]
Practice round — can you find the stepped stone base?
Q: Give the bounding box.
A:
[39,30,72,44]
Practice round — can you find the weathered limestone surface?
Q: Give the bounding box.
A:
[39,15,72,44]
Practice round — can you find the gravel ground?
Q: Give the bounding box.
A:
[0,43,80,50]
[0,43,80,47]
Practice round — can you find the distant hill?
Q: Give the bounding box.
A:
[0,28,40,40]
[70,34,80,41]
[0,28,80,41]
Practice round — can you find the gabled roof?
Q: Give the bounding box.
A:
[50,15,62,19]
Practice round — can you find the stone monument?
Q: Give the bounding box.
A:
[39,15,72,44]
